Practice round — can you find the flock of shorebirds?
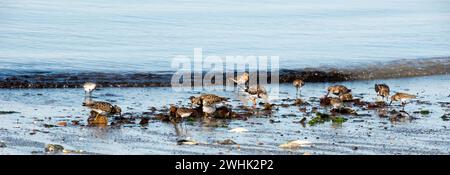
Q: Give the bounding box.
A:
[81,72,418,124]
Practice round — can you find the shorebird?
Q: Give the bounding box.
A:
[326,85,351,97]
[229,72,249,88]
[375,84,390,102]
[83,101,122,118]
[293,79,305,98]
[83,82,97,96]
[244,84,269,108]
[330,98,343,109]
[169,106,199,119]
[340,93,353,101]
[390,92,416,110]
[189,94,228,117]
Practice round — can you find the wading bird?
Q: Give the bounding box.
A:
[390,92,416,110]
[293,79,305,99]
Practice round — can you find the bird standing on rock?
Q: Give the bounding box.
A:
[83,101,122,118]
[375,84,390,102]
[293,79,305,99]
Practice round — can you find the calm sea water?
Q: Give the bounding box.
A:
[1,0,450,74]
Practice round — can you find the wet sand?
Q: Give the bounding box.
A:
[0,75,449,155]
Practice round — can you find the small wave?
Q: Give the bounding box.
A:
[0,57,448,88]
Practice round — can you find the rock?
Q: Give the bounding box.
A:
[263,103,275,111]
[43,124,58,128]
[177,138,198,145]
[279,140,312,149]
[56,121,67,127]
[139,118,150,125]
[45,144,65,153]
[0,111,20,115]
[0,141,6,148]
[330,107,358,115]
[269,119,281,124]
[71,120,80,126]
[320,97,331,106]
[217,139,237,145]
[293,99,303,106]
[229,127,249,133]
[88,115,108,125]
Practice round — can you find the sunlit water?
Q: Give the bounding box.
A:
[1,0,450,75]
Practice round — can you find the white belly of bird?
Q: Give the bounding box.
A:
[333,102,342,109]
[202,106,216,114]
[92,109,108,115]
[179,112,193,118]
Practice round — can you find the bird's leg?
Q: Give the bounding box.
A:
[296,87,299,99]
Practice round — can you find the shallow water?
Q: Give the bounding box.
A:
[0,75,449,155]
[1,0,450,74]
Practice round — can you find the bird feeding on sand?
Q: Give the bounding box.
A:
[390,92,416,110]
[189,94,228,117]
[293,79,305,99]
[375,84,390,102]
[326,85,351,97]
[244,85,269,108]
[83,101,122,118]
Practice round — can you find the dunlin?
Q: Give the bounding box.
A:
[293,79,305,98]
[390,92,416,110]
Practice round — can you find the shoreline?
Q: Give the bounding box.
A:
[0,57,449,89]
[0,75,448,155]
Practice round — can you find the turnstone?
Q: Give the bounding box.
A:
[83,101,122,118]
[390,92,416,109]
[293,79,305,98]
[375,84,390,102]
[326,85,351,97]
[189,94,228,117]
